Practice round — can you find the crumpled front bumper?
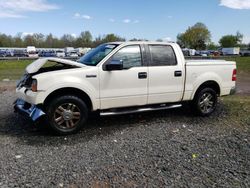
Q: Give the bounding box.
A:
[14,99,45,121]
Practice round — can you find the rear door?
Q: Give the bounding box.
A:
[146,44,185,104]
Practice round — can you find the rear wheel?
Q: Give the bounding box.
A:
[192,88,218,116]
[46,95,88,135]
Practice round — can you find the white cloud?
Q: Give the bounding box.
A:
[71,33,77,38]
[167,15,173,19]
[0,12,25,18]
[73,13,92,20]
[0,0,59,18]
[109,18,115,22]
[220,0,250,9]
[162,37,172,42]
[74,12,81,18]
[123,19,139,24]
[123,19,131,23]
[243,36,250,44]
[21,32,34,38]
[82,15,91,20]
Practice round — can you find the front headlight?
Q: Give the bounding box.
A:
[31,79,37,92]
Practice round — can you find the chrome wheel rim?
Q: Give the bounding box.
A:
[54,103,81,129]
[199,92,215,113]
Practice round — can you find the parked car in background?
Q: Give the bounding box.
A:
[39,51,56,57]
[15,42,236,135]
[65,47,75,55]
[76,47,92,56]
[56,50,65,58]
[0,50,7,57]
[222,47,240,55]
[6,50,14,57]
[182,48,196,56]
[240,49,250,56]
[0,50,14,57]
[67,51,79,58]
[13,50,28,57]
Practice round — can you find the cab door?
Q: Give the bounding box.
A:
[99,45,148,109]
[147,44,185,104]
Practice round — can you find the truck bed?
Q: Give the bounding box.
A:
[183,59,236,100]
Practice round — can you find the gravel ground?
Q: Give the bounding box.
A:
[0,90,249,187]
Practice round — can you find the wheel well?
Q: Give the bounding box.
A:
[44,87,93,111]
[194,81,220,98]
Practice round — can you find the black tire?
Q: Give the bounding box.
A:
[46,95,88,135]
[192,87,218,116]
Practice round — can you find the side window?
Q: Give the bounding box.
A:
[111,45,142,69]
[149,45,177,66]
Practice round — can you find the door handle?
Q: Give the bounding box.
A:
[174,71,182,77]
[138,72,147,79]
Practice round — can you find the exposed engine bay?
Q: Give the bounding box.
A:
[17,57,86,89]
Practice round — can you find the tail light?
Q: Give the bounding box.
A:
[31,79,37,92]
[232,69,237,81]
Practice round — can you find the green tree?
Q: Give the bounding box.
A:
[176,22,211,50]
[0,33,13,47]
[102,34,125,43]
[33,33,45,48]
[61,34,76,47]
[219,32,243,47]
[23,35,36,46]
[75,31,93,47]
[207,42,219,50]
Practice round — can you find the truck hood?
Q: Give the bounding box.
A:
[26,57,86,74]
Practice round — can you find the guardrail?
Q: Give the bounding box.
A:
[0,56,79,61]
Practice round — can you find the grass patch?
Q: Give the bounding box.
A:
[224,57,250,73]
[0,60,32,80]
[222,95,250,126]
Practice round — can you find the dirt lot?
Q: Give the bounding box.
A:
[0,75,249,187]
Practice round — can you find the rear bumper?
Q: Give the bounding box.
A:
[14,99,45,121]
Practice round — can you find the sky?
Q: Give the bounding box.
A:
[0,0,250,44]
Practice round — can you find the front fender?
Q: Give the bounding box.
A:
[33,69,100,110]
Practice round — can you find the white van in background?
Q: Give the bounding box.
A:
[56,50,66,58]
[26,46,39,58]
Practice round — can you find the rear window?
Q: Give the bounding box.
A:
[149,45,177,66]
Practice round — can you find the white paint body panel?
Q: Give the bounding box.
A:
[147,43,186,104]
[184,60,236,100]
[99,67,148,109]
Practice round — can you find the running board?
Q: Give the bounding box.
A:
[100,104,182,116]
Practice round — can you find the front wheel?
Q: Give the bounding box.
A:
[192,88,218,116]
[46,95,88,135]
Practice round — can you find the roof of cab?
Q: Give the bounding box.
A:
[107,41,176,45]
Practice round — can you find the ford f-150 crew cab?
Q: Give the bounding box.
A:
[14,42,236,135]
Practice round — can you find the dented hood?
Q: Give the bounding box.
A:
[26,57,86,74]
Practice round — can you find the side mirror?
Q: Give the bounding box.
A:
[106,60,123,71]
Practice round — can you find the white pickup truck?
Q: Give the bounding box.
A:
[14,42,236,135]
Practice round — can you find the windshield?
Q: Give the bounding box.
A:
[78,44,118,66]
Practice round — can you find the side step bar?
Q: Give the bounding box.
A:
[100,104,182,116]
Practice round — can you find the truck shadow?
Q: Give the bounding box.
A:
[0,102,227,147]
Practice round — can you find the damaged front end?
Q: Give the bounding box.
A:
[14,99,45,121]
[14,57,86,122]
